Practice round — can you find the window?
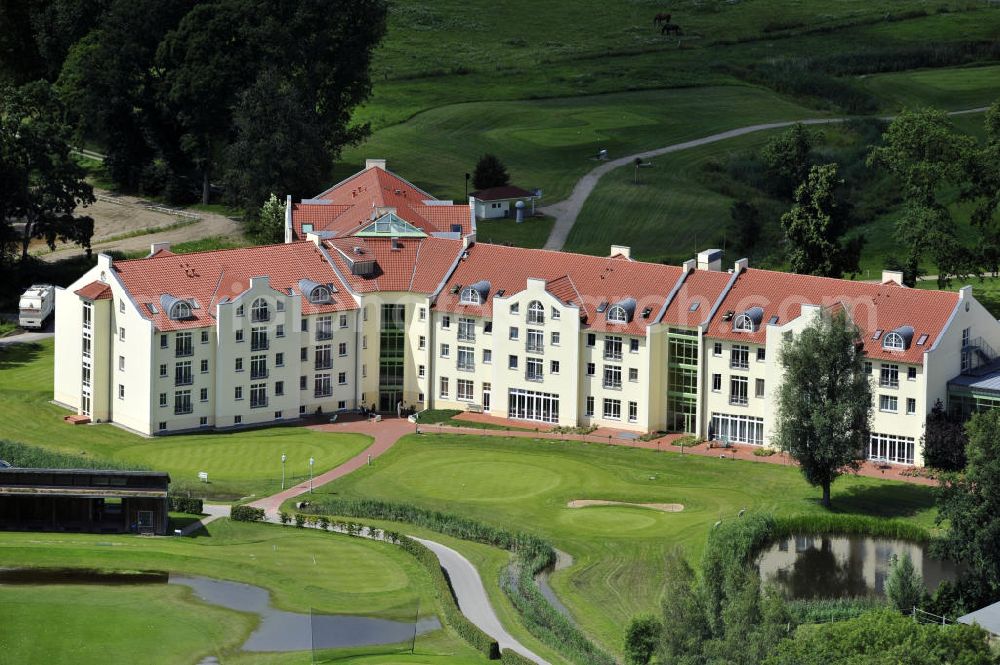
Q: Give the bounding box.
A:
[526,357,544,381]
[509,326,519,341]
[460,287,481,305]
[603,398,622,420]
[251,327,268,351]
[174,390,192,415]
[234,415,242,425]
[314,374,331,397]
[629,367,639,382]
[458,346,475,370]
[250,355,267,379]
[276,301,284,312]
[275,353,284,367]
[607,305,627,324]
[418,335,426,350]
[457,379,474,401]
[119,327,125,341]
[419,364,426,377]
[880,364,899,388]
[755,378,765,398]
[175,361,193,386]
[234,386,243,400]
[301,319,309,332]
[175,332,193,357]
[201,330,209,344]
[159,422,167,431]
[300,347,308,361]
[160,334,168,349]
[170,301,192,320]
[510,303,520,315]
[236,305,245,317]
[362,364,366,378]
[235,329,244,343]
[250,383,267,408]
[338,400,346,410]
[439,377,449,398]
[200,416,207,426]
[300,375,307,390]
[82,337,91,358]
[200,387,208,401]
[550,360,560,374]
[458,318,476,341]
[339,314,348,329]
[442,315,451,329]
[586,396,595,416]
[508,388,559,423]
[756,347,766,362]
[316,316,333,340]
[362,335,367,349]
[713,342,722,356]
[864,361,873,375]
[276,324,284,338]
[603,365,622,389]
[587,362,596,376]
[730,376,748,405]
[528,300,544,324]
[315,345,332,370]
[440,343,450,358]
[879,395,898,413]
[251,298,269,322]
[508,355,519,370]
[710,413,764,445]
[604,336,623,361]
[484,321,493,334]
[628,401,638,423]
[483,349,492,364]
[338,342,348,357]
[907,366,917,381]
[309,286,331,304]
[118,355,125,371]
[906,398,916,415]
[338,372,347,385]
[235,357,243,372]
[730,345,749,370]
[868,432,915,465]
[552,307,561,320]
[587,333,596,347]
[419,307,427,321]
[119,299,125,313]
[630,338,640,353]
[882,332,905,351]
[551,331,560,346]
[527,329,543,353]
[159,393,167,407]
[160,363,168,378]
[712,373,722,391]
[274,410,283,419]
[83,302,92,330]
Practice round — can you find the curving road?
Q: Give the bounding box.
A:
[541,106,992,251]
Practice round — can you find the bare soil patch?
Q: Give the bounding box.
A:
[567,499,684,512]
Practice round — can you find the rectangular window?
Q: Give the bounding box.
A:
[864,361,873,375]
[483,349,492,364]
[419,307,426,321]
[119,299,125,313]
[200,387,208,401]
[234,415,242,425]
[868,432,915,465]
[629,367,639,382]
[315,344,332,370]
[551,331,560,346]
[200,359,209,373]
[235,329,244,343]
[526,329,543,353]
[338,342,347,357]
[880,364,899,389]
[879,395,898,413]
[458,318,476,342]
[250,354,268,380]
[510,303,520,315]
[339,314,348,329]
[442,315,451,329]
[710,412,764,445]
[439,377,449,398]
[82,302,92,330]
[551,360,560,374]
[250,383,267,409]
[604,336,623,361]
[508,355,519,370]
[603,398,622,420]
[316,316,333,340]
[160,363,168,378]
[234,386,243,400]
[585,396,595,417]
[730,345,749,370]
[159,392,167,407]
[201,330,209,344]
[457,346,475,371]
[119,327,125,341]
[363,335,367,350]
[314,374,332,397]
[300,375,307,391]
[338,372,347,385]
[907,366,917,381]
[276,324,284,338]
[276,300,284,312]
[526,357,544,381]
[118,355,125,371]
[235,357,243,372]
[729,376,748,405]
[628,401,638,423]
[508,388,559,423]
[200,416,207,426]
[251,327,268,351]
[418,335,426,350]
[906,398,916,415]
[712,373,722,392]
[713,342,722,356]
[457,379,474,401]
[587,362,596,376]
[82,336,91,358]
[159,422,167,431]
[755,378,765,398]
[160,334,168,349]
[175,332,193,357]
[552,307,560,320]
[603,365,622,389]
[419,364,426,377]
[630,338,640,353]
[756,347,766,362]
[300,347,308,362]
[440,343,450,358]
[175,361,193,386]
[275,352,284,367]
[82,364,91,387]
[301,319,309,332]
[509,326,519,341]
[587,333,596,347]
[484,321,493,334]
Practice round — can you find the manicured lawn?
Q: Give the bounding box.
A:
[476,216,554,249]
[0,340,372,500]
[417,409,533,432]
[310,434,937,651]
[860,64,1000,112]
[0,519,486,664]
[918,275,1000,317]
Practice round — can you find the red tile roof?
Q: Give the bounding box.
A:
[112,242,356,331]
[291,166,472,239]
[74,281,112,300]
[705,268,960,363]
[435,243,684,335]
[324,236,464,294]
[660,270,733,328]
[471,186,536,201]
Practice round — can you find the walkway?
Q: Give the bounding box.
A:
[0,330,53,347]
[541,106,991,251]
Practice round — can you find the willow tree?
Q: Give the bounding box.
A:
[775,309,871,508]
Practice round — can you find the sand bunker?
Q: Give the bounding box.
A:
[567,500,684,513]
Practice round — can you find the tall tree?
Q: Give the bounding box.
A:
[728,199,762,256]
[780,163,862,278]
[775,309,871,508]
[245,193,285,246]
[884,553,925,613]
[762,123,814,198]
[964,101,1000,275]
[472,153,510,190]
[921,399,967,471]
[935,409,1000,604]
[623,615,661,665]
[0,81,94,263]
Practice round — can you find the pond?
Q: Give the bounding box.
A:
[0,568,440,652]
[757,534,960,599]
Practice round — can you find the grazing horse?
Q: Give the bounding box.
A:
[661,22,682,35]
[653,12,671,25]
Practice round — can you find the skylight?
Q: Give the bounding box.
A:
[872,330,883,341]
[689,301,700,312]
[916,334,928,345]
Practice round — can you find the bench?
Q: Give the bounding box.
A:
[466,403,484,414]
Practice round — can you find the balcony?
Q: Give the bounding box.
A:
[603,351,622,362]
[175,345,193,358]
[730,358,749,370]
[175,373,193,387]
[251,312,270,323]
[250,398,268,409]
[250,370,269,380]
[315,360,333,371]
[457,330,476,342]
[457,361,475,372]
[314,389,332,398]
[729,395,748,406]
[174,404,193,415]
[316,329,333,341]
[525,371,544,382]
[525,342,544,354]
[603,380,622,390]
[879,378,899,389]
[251,340,269,352]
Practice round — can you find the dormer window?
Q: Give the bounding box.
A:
[170,301,191,320]
[459,280,490,305]
[528,300,544,324]
[607,297,636,324]
[882,326,913,351]
[460,287,480,305]
[733,307,764,333]
[251,298,269,322]
[310,286,331,304]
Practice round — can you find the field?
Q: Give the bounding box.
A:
[0,519,484,665]
[308,433,937,651]
[0,341,372,500]
[919,275,1000,317]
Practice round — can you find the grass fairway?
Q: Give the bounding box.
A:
[0,341,371,499]
[861,64,1000,112]
[0,520,488,664]
[918,275,1000,317]
[311,434,936,651]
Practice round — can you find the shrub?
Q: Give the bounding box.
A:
[787,597,884,624]
[230,505,265,522]
[294,513,306,528]
[753,448,777,457]
[168,496,204,514]
[885,553,926,613]
[500,649,535,665]
[318,515,330,531]
[623,614,662,665]
[279,511,291,525]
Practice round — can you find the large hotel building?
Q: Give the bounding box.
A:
[54,160,1000,466]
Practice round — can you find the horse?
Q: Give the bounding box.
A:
[653,12,671,25]
[661,22,682,35]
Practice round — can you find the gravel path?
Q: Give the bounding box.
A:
[541,106,992,251]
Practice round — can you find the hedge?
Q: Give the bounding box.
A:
[0,439,145,471]
[168,496,204,514]
[500,648,538,665]
[230,505,265,522]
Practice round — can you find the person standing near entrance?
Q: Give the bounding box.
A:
[396,400,403,418]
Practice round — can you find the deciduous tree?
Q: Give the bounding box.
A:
[921,399,967,471]
[623,614,661,665]
[775,309,871,508]
[246,194,285,246]
[762,123,814,198]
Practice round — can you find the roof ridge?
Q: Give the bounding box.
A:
[409,238,424,292]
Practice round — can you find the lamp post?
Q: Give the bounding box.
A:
[281,453,287,490]
[309,457,315,493]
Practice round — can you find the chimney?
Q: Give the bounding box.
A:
[882,270,904,285]
[696,249,723,271]
[610,244,631,259]
[734,258,749,273]
[150,241,171,256]
[305,231,322,247]
[365,158,387,171]
[682,259,696,274]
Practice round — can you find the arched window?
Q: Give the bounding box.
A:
[607,305,627,324]
[460,286,480,305]
[882,332,905,350]
[170,301,192,320]
[309,286,331,304]
[733,313,755,333]
[251,298,269,322]
[527,300,544,324]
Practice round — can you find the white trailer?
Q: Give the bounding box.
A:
[18,284,55,329]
